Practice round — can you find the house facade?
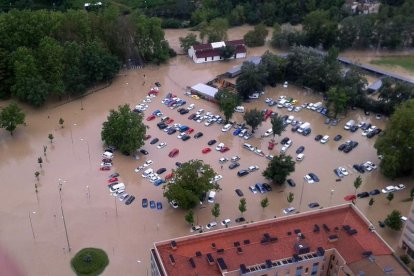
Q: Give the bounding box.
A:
[188,40,247,64]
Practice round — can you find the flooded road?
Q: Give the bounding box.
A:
[0,26,413,276]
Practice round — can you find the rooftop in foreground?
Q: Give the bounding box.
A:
[153,204,408,275]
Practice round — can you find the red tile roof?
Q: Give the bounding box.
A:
[154,205,393,276]
[192,40,246,59]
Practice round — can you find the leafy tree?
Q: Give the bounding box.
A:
[62,41,87,96]
[211,203,220,221]
[375,100,414,178]
[287,192,294,205]
[260,197,269,211]
[101,104,146,154]
[59,118,64,128]
[326,87,350,118]
[185,210,194,226]
[243,108,263,134]
[0,102,26,135]
[218,45,236,60]
[377,78,414,115]
[48,133,54,143]
[260,51,287,86]
[369,198,374,207]
[263,155,296,185]
[353,176,362,194]
[384,210,403,231]
[238,198,247,216]
[179,33,199,53]
[271,115,286,138]
[43,145,47,156]
[387,192,394,204]
[0,48,13,99]
[236,61,267,99]
[303,10,337,49]
[163,160,220,210]
[271,24,305,49]
[244,23,269,47]
[34,171,40,181]
[228,5,245,26]
[216,89,240,123]
[200,18,228,43]
[38,157,43,168]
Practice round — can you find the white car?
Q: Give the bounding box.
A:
[283,207,295,214]
[248,165,259,172]
[239,129,247,137]
[265,98,272,103]
[296,153,304,161]
[219,157,229,164]
[266,154,274,160]
[243,143,255,151]
[210,175,223,183]
[196,109,204,115]
[119,193,129,201]
[280,145,289,154]
[285,140,292,147]
[221,219,231,226]
[190,225,203,232]
[320,135,329,144]
[170,200,179,208]
[134,165,144,172]
[264,128,273,137]
[382,186,396,194]
[177,132,186,139]
[364,161,377,170]
[231,156,240,162]
[249,186,258,194]
[221,124,232,132]
[157,142,167,149]
[286,116,294,124]
[304,174,314,184]
[254,148,264,156]
[207,191,216,203]
[283,81,288,88]
[338,167,349,176]
[215,143,224,151]
[142,168,153,178]
[187,104,195,110]
[395,184,406,191]
[205,221,217,229]
[101,162,112,167]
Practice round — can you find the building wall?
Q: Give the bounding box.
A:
[401,202,414,259]
[192,53,246,64]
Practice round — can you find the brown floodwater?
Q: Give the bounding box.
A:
[0,26,413,276]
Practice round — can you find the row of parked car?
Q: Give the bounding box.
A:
[107,173,136,205]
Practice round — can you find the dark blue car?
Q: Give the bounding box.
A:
[142,198,148,208]
[157,202,163,210]
[150,200,156,209]
[233,128,242,136]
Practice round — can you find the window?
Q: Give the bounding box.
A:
[296,266,303,276]
[305,267,309,273]
[311,262,319,276]
[205,57,207,61]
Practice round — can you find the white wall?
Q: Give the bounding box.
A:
[192,53,246,64]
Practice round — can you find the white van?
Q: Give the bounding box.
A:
[102,151,113,159]
[296,153,304,161]
[311,102,322,111]
[207,191,216,203]
[215,143,224,151]
[221,124,232,132]
[109,183,125,193]
[297,122,310,133]
[234,106,245,113]
[344,120,355,130]
[320,135,329,144]
[264,128,273,137]
[142,168,153,178]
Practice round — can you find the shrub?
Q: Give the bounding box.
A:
[71,248,109,276]
[400,254,410,265]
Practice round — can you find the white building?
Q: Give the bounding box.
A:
[188,39,247,64]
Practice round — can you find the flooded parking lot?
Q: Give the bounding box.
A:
[1,27,413,275]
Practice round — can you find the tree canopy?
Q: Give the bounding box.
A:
[244,23,269,47]
[179,33,199,53]
[263,155,295,185]
[215,89,240,123]
[271,115,286,138]
[0,102,26,135]
[385,210,403,231]
[243,108,263,134]
[236,61,267,100]
[101,104,146,154]
[163,160,220,210]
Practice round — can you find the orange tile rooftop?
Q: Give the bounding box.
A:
[154,205,393,276]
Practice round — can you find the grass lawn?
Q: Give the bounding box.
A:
[71,248,109,276]
[371,56,414,73]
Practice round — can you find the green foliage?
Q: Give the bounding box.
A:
[260,197,269,210]
[263,155,295,185]
[185,210,194,225]
[236,62,267,100]
[377,78,414,115]
[0,102,25,135]
[400,254,410,265]
[387,192,394,204]
[199,18,228,43]
[238,198,247,216]
[243,108,263,134]
[218,45,236,60]
[353,176,362,193]
[216,89,240,123]
[228,5,245,26]
[384,210,403,231]
[326,87,350,118]
[179,33,199,53]
[260,51,287,86]
[71,248,109,276]
[244,24,269,47]
[34,171,40,180]
[287,192,294,204]
[37,157,43,168]
[48,133,54,143]
[369,198,374,207]
[271,115,286,138]
[59,118,64,128]
[375,100,414,178]
[101,104,146,154]
[271,24,305,49]
[163,160,220,210]
[371,56,414,73]
[211,203,220,221]
[303,10,337,49]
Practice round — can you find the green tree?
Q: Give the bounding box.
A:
[59,118,64,128]
[228,5,245,26]
[263,155,296,185]
[236,61,267,99]
[101,104,146,154]
[353,176,362,194]
[216,89,240,123]
[384,210,403,231]
[163,160,220,210]
[271,115,286,138]
[287,192,294,206]
[375,99,414,178]
[211,203,220,221]
[185,210,194,226]
[34,171,40,181]
[369,198,374,207]
[260,51,287,86]
[218,45,236,60]
[387,192,394,204]
[244,23,269,47]
[238,198,247,217]
[38,157,43,168]
[326,87,350,118]
[179,33,199,53]
[0,102,26,135]
[200,18,229,43]
[303,10,337,49]
[244,108,263,134]
[260,197,269,211]
[48,133,54,143]
[62,41,87,96]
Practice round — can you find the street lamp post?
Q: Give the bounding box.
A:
[299,179,305,211]
[114,197,118,217]
[330,189,335,206]
[28,211,36,240]
[58,178,71,252]
[80,138,91,167]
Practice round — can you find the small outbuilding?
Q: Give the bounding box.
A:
[188,40,246,64]
[189,83,218,102]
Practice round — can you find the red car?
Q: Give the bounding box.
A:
[202,148,211,154]
[268,140,275,150]
[165,172,174,180]
[263,110,273,121]
[144,134,151,140]
[148,88,159,95]
[169,148,179,158]
[146,114,156,121]
[100,166,111,171]
[102,158,112,163]
[108,177,118,183]
[186,128,194,134]
[344,195,356,201]
[220,146,230,153]
[166,118,174,124]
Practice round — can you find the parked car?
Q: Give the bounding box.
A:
[231,156,240,162]
[190,225,203,232]
[255,183,266,194]
[169,148,179,158]
[235,189,244,197]
[357,192,369,198]
[150,200,156,209]
[334,134,342,141]
[283,207,295,214]
[157,142,167,149]
[296,146,305,154]
[229,162,240,170]
[156,168,166,174]
[249,186,257,194]
[125,195,135,205]
[169,200,179,208]
[208,139,217,146]
[220,146,230,153]
[308,202,320,208]
[205,222,217,230]
[156,202,163,210]
[287,179,296,187]
[202,148,211,154]
[262,183,272,192]
[109,173,120,178]
[194,132,203,139]
[309,173,320,182]
[381,186,396,194]
[369,189,381,196]
[304,174,314,184]
[237,170,249,177]
[314,135,323,141]
[221,219,231,226]
[142,198,148,208]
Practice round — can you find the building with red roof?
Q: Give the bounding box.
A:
[151,204,409,275]
[188,40,247,64]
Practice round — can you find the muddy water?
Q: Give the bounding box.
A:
[0,26,413,276]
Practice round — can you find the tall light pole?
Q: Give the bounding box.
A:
[69,123,77,145]
[299,179,306,211]
[58,178,71,252]
[28,211,36,240]
[329,189,335,206]
[80,138,91,167]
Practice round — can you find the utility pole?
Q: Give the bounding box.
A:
[28,211,36,240]
[58,179,71,252]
